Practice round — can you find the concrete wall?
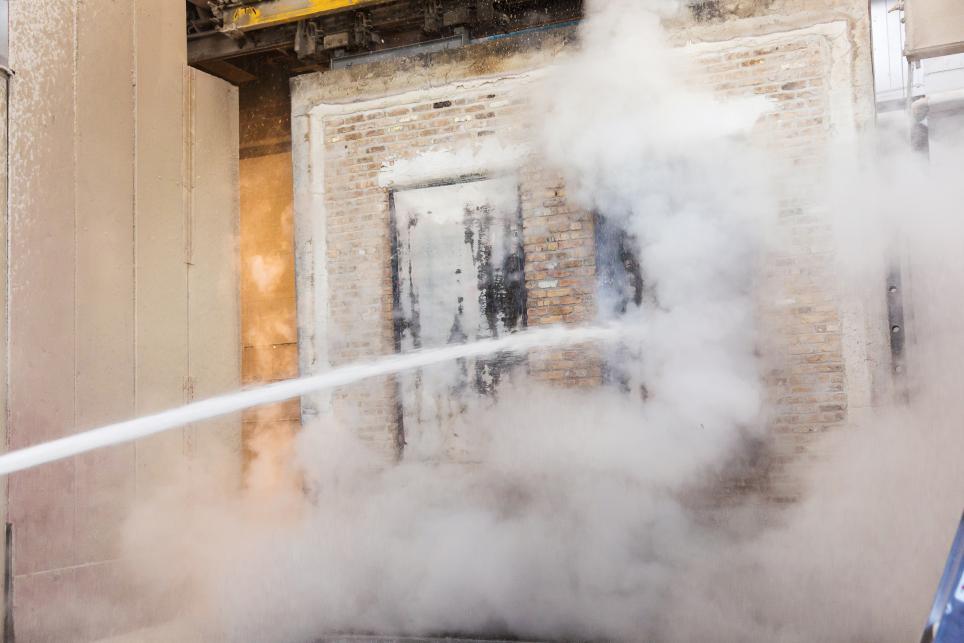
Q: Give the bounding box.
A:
[0,68,8,637]
[4,1,240,640]
[291,2,880,486]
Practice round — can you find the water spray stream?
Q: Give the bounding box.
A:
[0,325,619,477]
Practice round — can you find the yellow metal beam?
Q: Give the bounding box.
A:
[221,0,386,33]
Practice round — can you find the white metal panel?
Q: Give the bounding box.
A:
[871,0,916,102]
[921,53,964,95]
[927,92,964,167]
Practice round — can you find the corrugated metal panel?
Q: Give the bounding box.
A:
[905,0,964,60]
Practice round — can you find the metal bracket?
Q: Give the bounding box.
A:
[352,11,381,49]
[886,262,911,404]
[294,19,319,58]
[424,0,443,33]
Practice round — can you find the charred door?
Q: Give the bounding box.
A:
[391,177,525,460]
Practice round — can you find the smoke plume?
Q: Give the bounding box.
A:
[113,2,964,642]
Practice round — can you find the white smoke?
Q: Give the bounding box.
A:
[110,2,964,643]
[116,3,773,640]
[661,142,964,642]
[539,0,771,452]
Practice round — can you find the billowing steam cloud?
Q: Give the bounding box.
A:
[539,0,770,462]
[113,2,964,642]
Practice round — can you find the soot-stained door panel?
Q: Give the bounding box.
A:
[594,213,647,395]
[392,177,525,460]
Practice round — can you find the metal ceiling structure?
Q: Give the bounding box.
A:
[187,0,582,81]
[219,0,388,33]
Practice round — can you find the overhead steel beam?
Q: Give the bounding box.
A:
[189,27,295,63]
[221,0,387,33]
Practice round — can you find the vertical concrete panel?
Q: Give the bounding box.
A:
[7,0,77,576]
[133,0,190,492]
[0,71,9,595]
[2,0,242,637]
[188,68,242,490]
[73,0,136,566]
[13,559,132,641]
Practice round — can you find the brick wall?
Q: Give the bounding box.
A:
[296,76,600,457]
[688,22,865,496]
[291,6,876,487]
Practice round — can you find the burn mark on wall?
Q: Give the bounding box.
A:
[388,192,408,457]
[595,213,644,315]
[689,0,723,22]
[595,212,648,395]
[461,201,527,394]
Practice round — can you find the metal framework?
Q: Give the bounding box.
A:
[187,0,582,76]
[219,0,386,33]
